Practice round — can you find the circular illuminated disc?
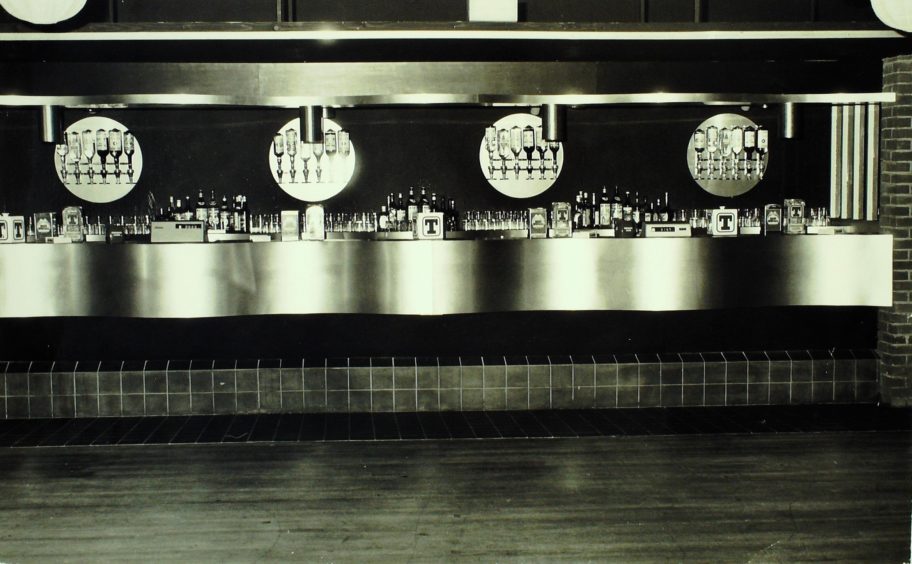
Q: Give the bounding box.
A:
[269,117,355,202]
[872,0,912,32]
[479,113,564,199]
[686,113,768,198]
[0,0,87,24]
[54,116,143,204]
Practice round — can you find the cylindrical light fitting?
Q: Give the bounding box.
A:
[322,106,336,120]
[542,104,566,142]
[781,102,799,139]
[299,105,324,144]
[40,105,63,144]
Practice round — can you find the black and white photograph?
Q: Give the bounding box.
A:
[0,0,910,561]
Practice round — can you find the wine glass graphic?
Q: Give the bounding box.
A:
[55,143,68,183]
[484,126,497,179]
[536,127,548,179]
[313,142,324,183]
[67,131,81,185]
[273,133,285,183]
[300,142,312,183]
[497,128,510,180]
[109,128,123,184]
[510,126,522,179]
[285,129,298,183]
[81,129,96,185]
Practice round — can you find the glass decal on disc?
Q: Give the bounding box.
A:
[687,113,769,198]
[480,113,564,199]
[269,117,355,202]
[53,116,142,204]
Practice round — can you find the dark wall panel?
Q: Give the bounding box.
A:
[706,0,812,23]
[816,0,878,22]
[293,0,465,22]
[117,0,278,23]
[647,0,694,23]
[0,308,878,361]
[522,0,642,23]
[0,104,833,221]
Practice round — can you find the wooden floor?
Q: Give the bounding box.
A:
[0,432,909,562]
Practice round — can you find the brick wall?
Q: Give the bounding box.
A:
[879,55,912,406]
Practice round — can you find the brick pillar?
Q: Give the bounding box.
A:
[879,55,912,406]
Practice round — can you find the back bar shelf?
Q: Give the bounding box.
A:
[0,235,891,318]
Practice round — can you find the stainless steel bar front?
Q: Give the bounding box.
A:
[0,236,892,318]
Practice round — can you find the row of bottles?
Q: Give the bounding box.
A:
[376,186,459,233]
[159,190,251,233]
[572,186,673,234]
[692,125,769,181]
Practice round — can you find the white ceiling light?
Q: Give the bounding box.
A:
[0,0,87,25]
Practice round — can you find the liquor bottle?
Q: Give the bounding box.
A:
[419,187,431,214]
[580,192,591,228]
[693,128,706,178]
[207,190,219,229]
[167,196,175,220]
[397,192,408,231]
[240,196,250,233]
[660,192,671,222]
[599,187,611,227]
[430,193,439,213]
[644,197,654,223]
[174,197,185,221]
[756,125,769,179]
[632,192,642,228]
[448,198,458,232]
[590,192,599,228]
[611,185,623,221]
[622,191,633,221]
[379,205,389,232]
[219,195,230,230]
[195,190,207,222]
[95,130,110,184]
[573,194,582,229]
[407,187,418,226]
[743,126,757,178]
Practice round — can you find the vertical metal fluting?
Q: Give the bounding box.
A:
[830,103,879,221]
[852,104,866,220]
[40,106,62,144]
[830,105,843,219]
[542,104,566,142]
[300,106,324,144]
[865,104,880,221]
[841,104,855,219]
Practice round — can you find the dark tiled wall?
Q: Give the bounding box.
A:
[1,350,879,419]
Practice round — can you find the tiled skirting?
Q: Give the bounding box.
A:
[0,350,879,419]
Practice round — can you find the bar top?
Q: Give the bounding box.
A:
[0,235,892,317]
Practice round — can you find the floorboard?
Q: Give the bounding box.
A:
[0,431,908,562]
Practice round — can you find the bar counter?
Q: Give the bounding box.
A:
[0,235,891,317]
